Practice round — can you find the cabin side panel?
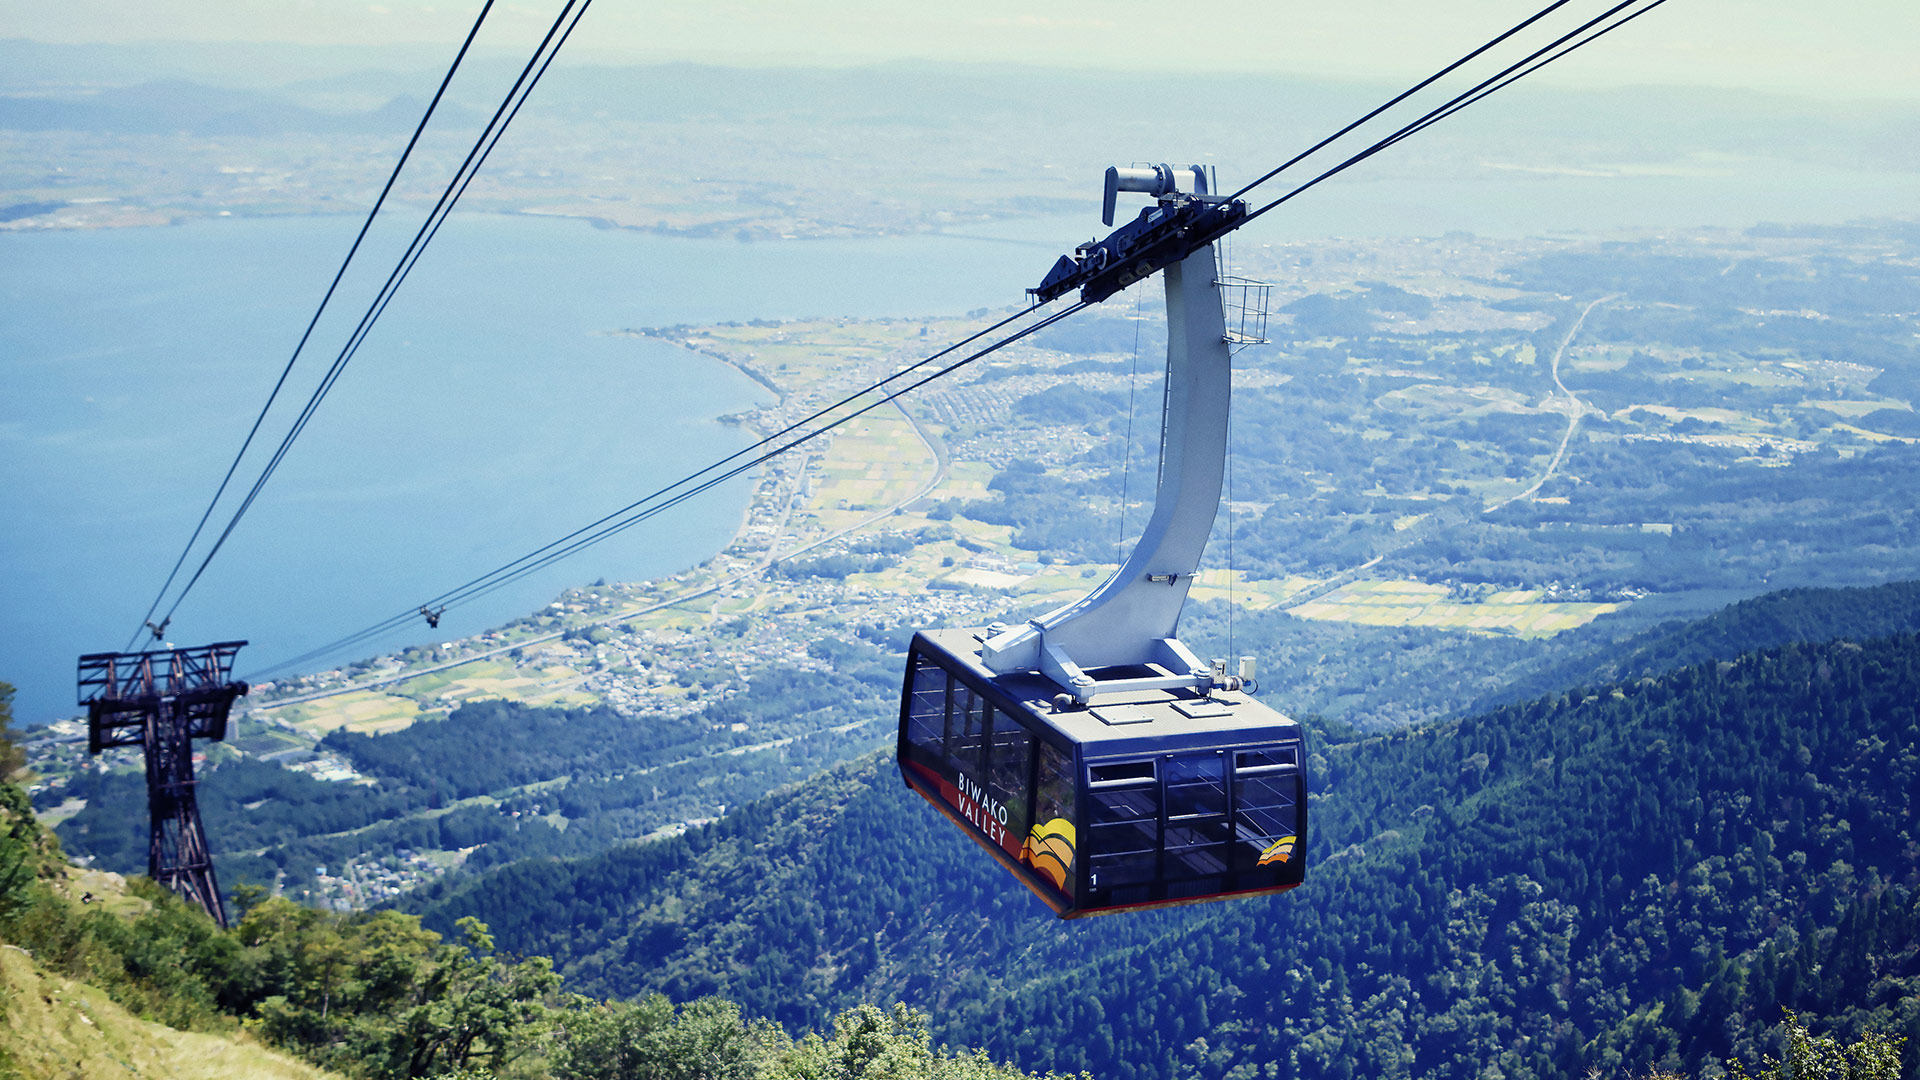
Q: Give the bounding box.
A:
[897,642,1075,911]
[1081,737,1307,912]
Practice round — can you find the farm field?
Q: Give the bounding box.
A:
[1288,579,1622,636]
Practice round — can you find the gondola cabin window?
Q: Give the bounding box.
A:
[946,683,988,778]
[1164,751,1231,897]
[1087,759,1160,907]
[899,652,1042,871]
[904,658,945,769]
[988,714,1034,844]
[1233,748,1303,878]
[1025,743,1077,896]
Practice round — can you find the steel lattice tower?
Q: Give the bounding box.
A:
[76,641,248,927]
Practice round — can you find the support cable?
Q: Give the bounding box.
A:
[1243,0,1669,228]
[150,0,594,634]
[1223,0,1575,203]
[1227,408,1236,665]
[1364,0,1674,180]
[257,302,1050,669]
[249,301,1078,676]
[248,0,1672,677]
[125,0,496,651]
[441,304,1090,609]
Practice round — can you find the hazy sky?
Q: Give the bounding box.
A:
[5,0,1918,100]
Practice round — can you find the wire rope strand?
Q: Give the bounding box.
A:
[1353,0,1675,175]
[250,303,1085,675]
[1119,285,1143,558]
[247,303,1055,675]
[154,0,592,631]
[247,301,1086,678]
[1227,386,1236,665]
[1223,0,1575,203]
[277,302,1050,654]
[125,0,497,651]
[427,302,1091,615]
[405,303,1089,611]
[185,0,593,556]
[1244,0,1662,228]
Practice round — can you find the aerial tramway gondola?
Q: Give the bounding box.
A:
[898,165,1307,917]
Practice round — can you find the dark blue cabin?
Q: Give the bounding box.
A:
[899,628,1306,917]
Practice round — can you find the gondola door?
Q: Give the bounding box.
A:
[1084,758,1161,910]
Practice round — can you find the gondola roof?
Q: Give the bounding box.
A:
[915,628,1299,758]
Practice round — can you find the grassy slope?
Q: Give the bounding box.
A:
[0,946,336,1080]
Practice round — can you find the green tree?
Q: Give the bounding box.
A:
[1729,1012,1906,1080]
[551,994,675,1080]
[552,993,766,1080]
[384,916,562,1077]
[0,681,23,780]
[767,1003,1064,1080]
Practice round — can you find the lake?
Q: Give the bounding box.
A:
[7,147,1917,728]
[0,212,1065,726]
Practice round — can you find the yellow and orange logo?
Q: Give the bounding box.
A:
[1022,817,1077,891]
[1257,835,1298,867]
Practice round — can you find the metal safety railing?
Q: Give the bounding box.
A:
[1214,243,1272,352]
[77,641,247,705]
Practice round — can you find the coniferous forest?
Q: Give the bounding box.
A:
[9,585,1917,1079]
[0,680,1064,1080]
[400,622,1920,1080]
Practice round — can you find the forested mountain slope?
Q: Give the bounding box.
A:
[1466,579,1920,714]
[1174,579,1920,736]
[0,694,1065,1080]
[55,648,900,899]
[405,632,1920,1080]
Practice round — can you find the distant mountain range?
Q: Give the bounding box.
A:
[5,36,1916,175]
[0,78,474,137]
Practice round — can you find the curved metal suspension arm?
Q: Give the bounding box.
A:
[982,244,1230,700]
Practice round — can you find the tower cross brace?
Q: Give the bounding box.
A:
[76,641,248,927]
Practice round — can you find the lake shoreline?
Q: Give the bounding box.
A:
[4,212,1056,726]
